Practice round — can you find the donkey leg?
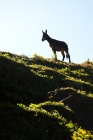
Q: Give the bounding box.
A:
[61,51,65,61]
[53,50,57,61]
[68,54,71,63]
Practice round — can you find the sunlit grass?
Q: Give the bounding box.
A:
[71,128,93,140]
[18,102,93,139]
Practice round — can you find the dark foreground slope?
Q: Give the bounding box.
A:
[0,52,93,140]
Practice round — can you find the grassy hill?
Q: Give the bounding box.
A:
[0,51,93,140]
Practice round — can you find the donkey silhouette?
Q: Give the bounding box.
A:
[42,30,71,62]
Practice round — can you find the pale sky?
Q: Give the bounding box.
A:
[0,0,93,63]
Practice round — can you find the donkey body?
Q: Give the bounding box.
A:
[42,30,71,62]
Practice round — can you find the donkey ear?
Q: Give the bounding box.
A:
[45,30,47,33]
[42,30,44,33]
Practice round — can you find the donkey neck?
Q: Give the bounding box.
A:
[46,35,52,44]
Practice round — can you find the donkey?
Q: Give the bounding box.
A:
[42,30,71,62]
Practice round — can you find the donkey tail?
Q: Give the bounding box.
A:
[66,53,69,58]
[66,46,69,58]
[66,52,71,62]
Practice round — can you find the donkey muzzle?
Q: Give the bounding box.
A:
[42,38,44,41]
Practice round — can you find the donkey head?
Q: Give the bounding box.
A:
[42,30,48,41]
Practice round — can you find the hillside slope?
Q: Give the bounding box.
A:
[0,52,93,140]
